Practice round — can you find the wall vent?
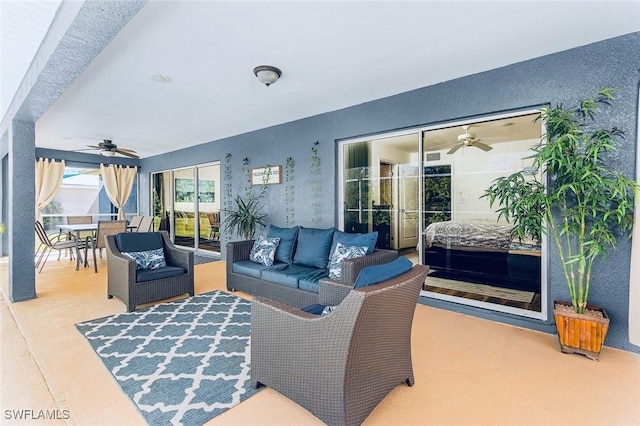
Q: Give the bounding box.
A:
[426,153,441,162]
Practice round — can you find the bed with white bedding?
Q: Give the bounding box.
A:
[422,220,541,291]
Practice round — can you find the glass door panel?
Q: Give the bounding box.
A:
[196,163,221,253]
[420,112,545,318]
[397,164,419,249]
[173,168,196,249]
[152,171,171,233]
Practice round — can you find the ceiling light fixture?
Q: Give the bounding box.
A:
[150,73,173,83]
[253,65,281,87]
[100,150,116,157]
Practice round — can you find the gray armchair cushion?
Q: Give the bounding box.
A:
[115,232,164,252]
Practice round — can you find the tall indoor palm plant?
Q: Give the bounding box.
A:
[222,194,267,241]
[484,88,637,315]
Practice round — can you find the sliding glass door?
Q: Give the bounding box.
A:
[338,110,547,319]
[151,162,221,255]
[339,132,420,251]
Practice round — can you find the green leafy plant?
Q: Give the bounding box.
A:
[222,194,267,241]
[0,223,5,234]
[310,141,321,224]
[285,156,296,226]
[223,153,233,214]
[483,88,638,314]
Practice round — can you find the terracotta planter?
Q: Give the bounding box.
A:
[553,300,609,361]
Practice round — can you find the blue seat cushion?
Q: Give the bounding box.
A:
[329,230,378,258]
[301,303,336,316]
[136,266,186,283]
[354,257,414,289]
[116,232,164,252]
[293,227,335,269]
[261,264,322,289]
[301,304,326,315]
[267,225,299,264]
[298,269,330,293]
[232,260,287,279]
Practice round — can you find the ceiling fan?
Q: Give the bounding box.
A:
[82,140,139,158]
[446,125,493,155]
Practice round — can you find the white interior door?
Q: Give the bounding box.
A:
[397,164,419,249]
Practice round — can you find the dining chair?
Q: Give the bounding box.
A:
[34,221,85,273]
[136,216,154,232]
[84,220,127,273]
[66,215,95,248]
[128,215,143,232]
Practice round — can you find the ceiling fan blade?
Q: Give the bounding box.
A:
[447,144,463,155]
[473,141,493,151]
[86,145,102,149]
[116,149,140,159]
[117,147,137,153]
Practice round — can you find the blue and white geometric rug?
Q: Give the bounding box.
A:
[76,291,259,425]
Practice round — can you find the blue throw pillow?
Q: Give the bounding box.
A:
[267,225,299,264]
[122,248,166,270]
[329,230,378,259]
[293,227,335,269]
[354,257,413,289]
[249,236,280,266]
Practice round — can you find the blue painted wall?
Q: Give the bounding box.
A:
[142,33,639,352]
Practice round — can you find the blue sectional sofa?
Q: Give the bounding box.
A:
[226,225,398,308]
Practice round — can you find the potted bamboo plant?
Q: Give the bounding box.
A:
[483,88,638,360]
[222,194,267,241]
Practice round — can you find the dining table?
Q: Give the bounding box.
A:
[57,223,97,270]
[57,223,136,270]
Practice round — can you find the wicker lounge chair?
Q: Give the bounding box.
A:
[250,263,429,426]
[105,231,194,311]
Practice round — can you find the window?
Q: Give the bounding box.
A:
[41,166,138,231]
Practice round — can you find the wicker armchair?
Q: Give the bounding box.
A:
[105,231,194,312]
[250,264,429,426]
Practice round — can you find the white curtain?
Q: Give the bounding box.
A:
[100,164,138,220]
[35,158,65,223]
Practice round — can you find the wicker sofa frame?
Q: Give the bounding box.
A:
[251,264,429,426]
[226,239,398,308]
[105,231,194,312]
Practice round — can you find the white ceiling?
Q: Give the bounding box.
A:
[5,1,640,158]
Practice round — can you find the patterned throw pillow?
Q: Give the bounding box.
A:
[122,248,166,270]
[327,242,367,280]
[249,236,281,266]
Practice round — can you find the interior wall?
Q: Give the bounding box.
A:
[140,32,640,352]
[449,138,538,221]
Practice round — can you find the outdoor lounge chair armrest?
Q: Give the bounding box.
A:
[226,239,255,263]
[252,296,318,321]
[107,246,137,269]
[318,279,352,306]
[163,244,193,270]
[159,231,193,270]
[340,249,399,283]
